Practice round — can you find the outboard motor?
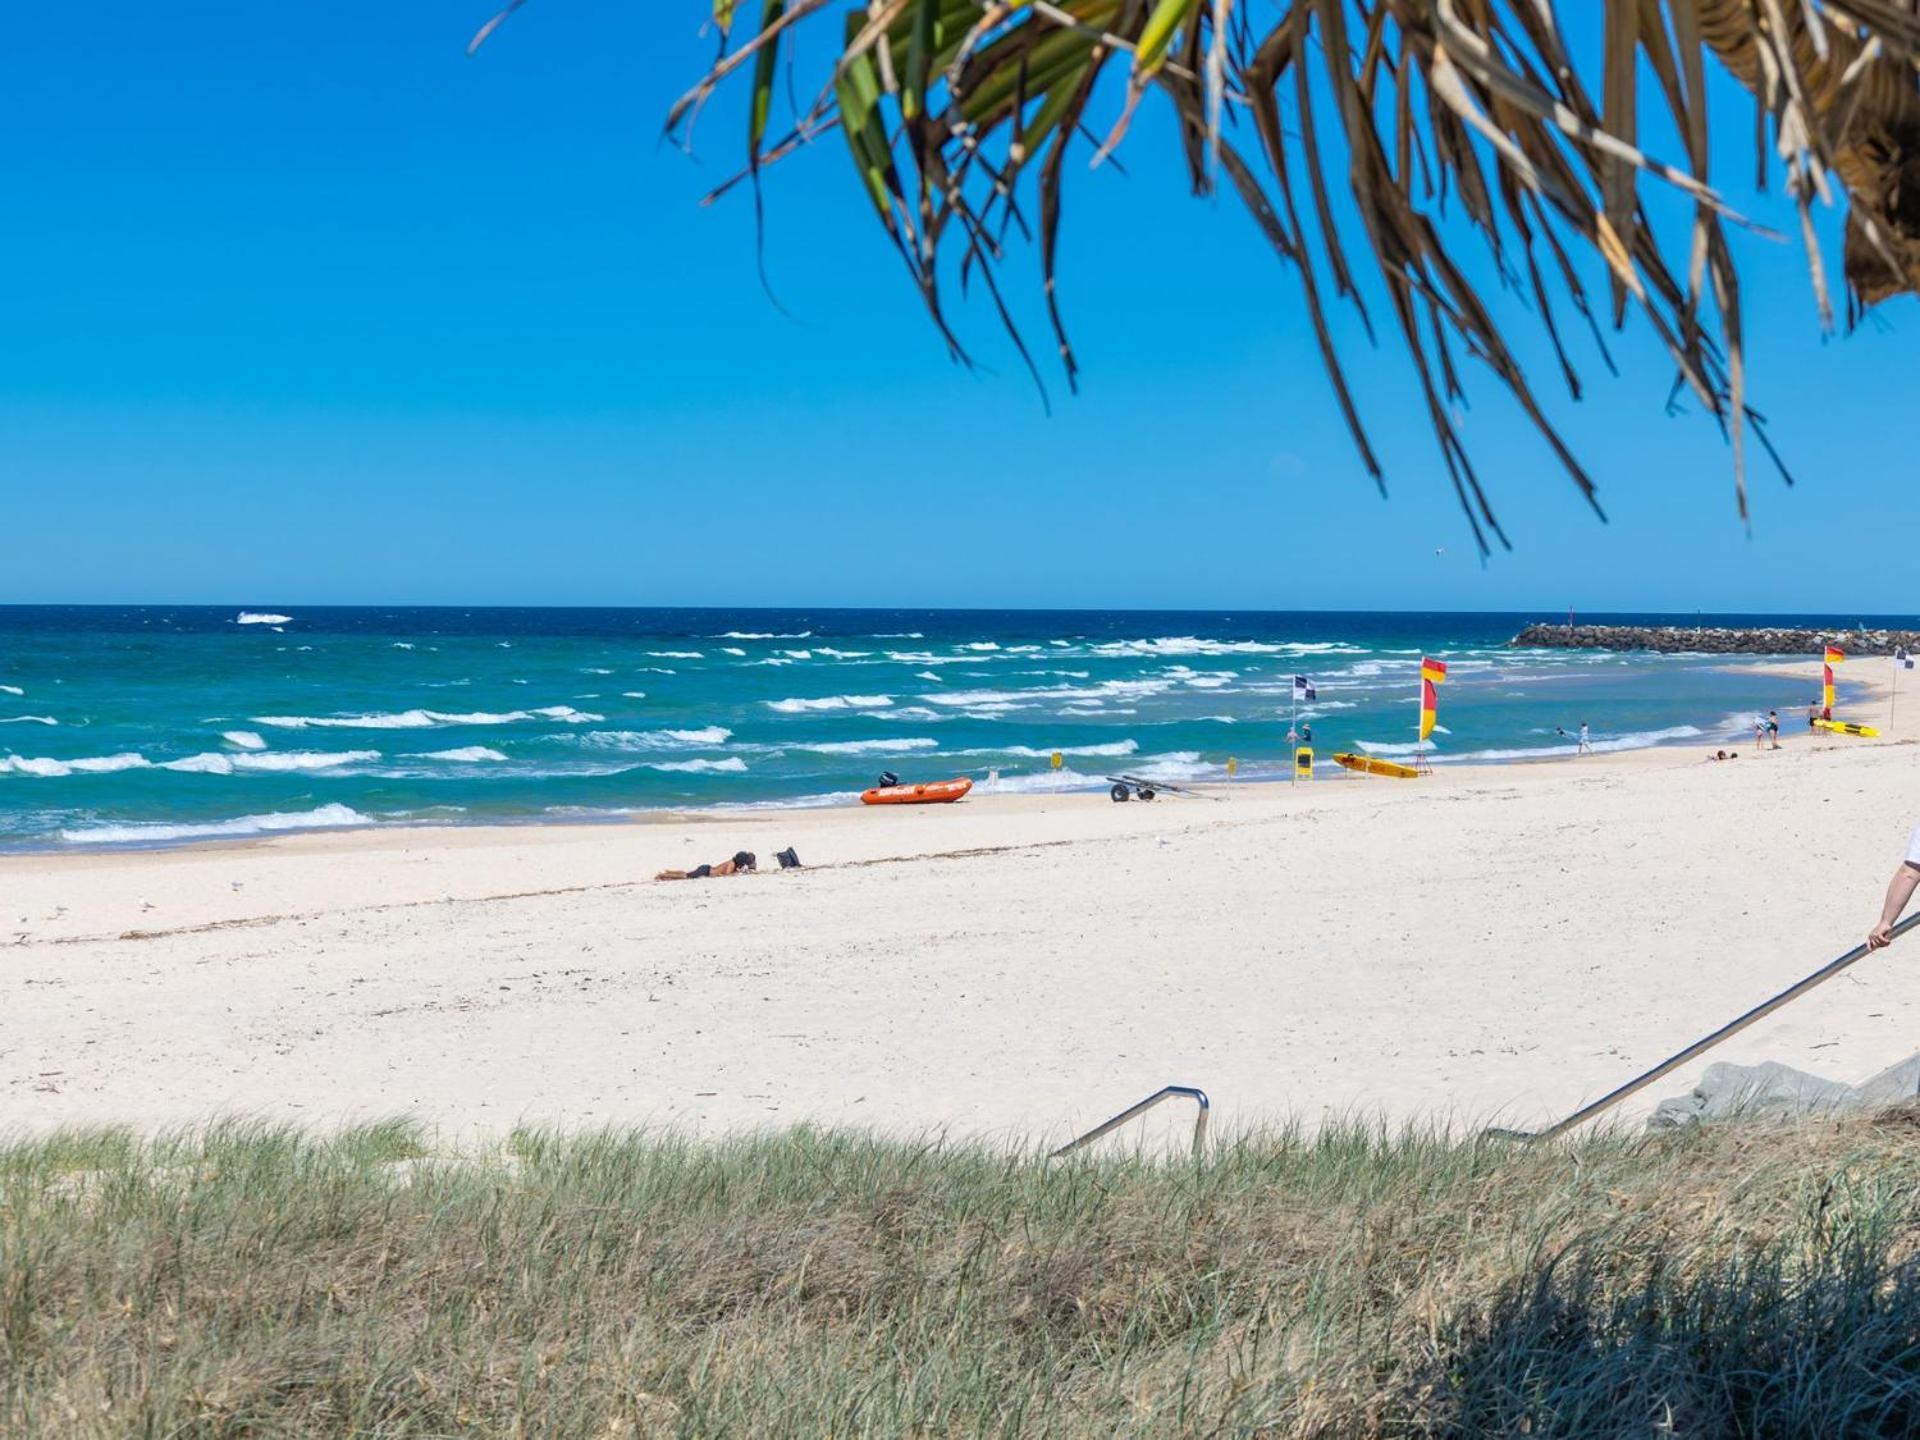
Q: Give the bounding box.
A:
[876,771,900,789]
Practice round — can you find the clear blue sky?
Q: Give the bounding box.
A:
[1,4,1912,612]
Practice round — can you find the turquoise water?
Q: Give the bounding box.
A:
[0,606,1890,848]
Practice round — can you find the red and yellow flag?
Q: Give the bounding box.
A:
[1823,647,1843,712]
[1419,657,1446,740]
[1825,646,1845,665]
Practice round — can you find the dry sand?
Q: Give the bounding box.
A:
[4,697,1919,1149]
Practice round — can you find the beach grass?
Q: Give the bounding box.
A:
[5,1113,1920,1436]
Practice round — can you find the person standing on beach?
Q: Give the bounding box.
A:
[1867,829,1920,949]
[1578,722,1592,755]
[1766,710,1781,749]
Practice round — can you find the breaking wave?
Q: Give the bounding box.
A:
[647,757,748,774]
[62,803,372,846]
[234,612,293,626]
[251,706,601,729]
[766,694,892,713]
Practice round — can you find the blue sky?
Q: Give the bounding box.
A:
[1,3,1912,612]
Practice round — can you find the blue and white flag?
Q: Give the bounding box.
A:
[1293,675,1317,702]
[1897,647,1914,670]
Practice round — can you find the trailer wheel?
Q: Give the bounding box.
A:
[1137,788,1156,801]
[1109,783,1130,803]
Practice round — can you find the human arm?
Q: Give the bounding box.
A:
[1869,863,1920,949]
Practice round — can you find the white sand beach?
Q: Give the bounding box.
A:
[5,705,1918,1148]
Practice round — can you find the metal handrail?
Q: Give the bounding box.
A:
[1051,1085,1210,1159]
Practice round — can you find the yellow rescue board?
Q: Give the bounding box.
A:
[1813,718,1880,738]
[1333,751,1421,779]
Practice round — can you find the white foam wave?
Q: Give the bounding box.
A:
[1441,724,1707,763]
[62,803,372,846]
[0,715,57,726]
[411,746,508,763]
[928,679,1171,707]
[582,667,613,675]
[715,630,812,640]
[576,726,733,750]
[1090,636,1286,657]
[962,740,1139,759]
[162,749,380,775]
[799,738,938,756]
[393,642,415,650]
[620,691,648,699]
[0,752,150,778]
[647,757,748,774]
[0,684,22,696]
[866,706,945,722]
[649,651,704,660]
[719,647,747,657]
[962,642,1001,652]
[252,706,601,729]
[781,650,814,660]
[766,694,892,713]
[813,647,872,659]
[222,730,267,750]
[235,612,293,626]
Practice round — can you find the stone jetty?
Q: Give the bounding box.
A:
[1511,623,1920,656]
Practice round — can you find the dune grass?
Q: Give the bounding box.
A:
[5,1112,1920,1436]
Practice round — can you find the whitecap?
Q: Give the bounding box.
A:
[766,694,892,713]
[648,651,704,660]
[799,738,939,756]
[251,706,601,729]
[582,667,613,675]
[961,740,1139,759]
[223,730,267,750]
[62,803,372,846]
[621,691,648,699]
[0,715,57,726]
[647,757,748,774]
[410,746,508,763]
[0,752,150,778]
[715,631,812,640]
[0,684,23,696]
[575,726,732,750]
[162,749,379,775]
[235,612,292,626]
[393,642,415,650]
[720,647,747,657]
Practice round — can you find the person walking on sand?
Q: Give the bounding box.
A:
[1578,721,1592,756]
[1767,710,1781,749]
[1868,828,1920,949]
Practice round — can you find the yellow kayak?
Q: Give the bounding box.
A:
[1813,718,1880,738]
[1333,752,1421,779]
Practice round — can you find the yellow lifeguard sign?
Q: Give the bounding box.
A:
[1050,750,1063,770]
[1294,745,1313,780]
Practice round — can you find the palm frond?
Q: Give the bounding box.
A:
[473,1,1920,549]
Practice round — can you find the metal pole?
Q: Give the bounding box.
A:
[1487,912,1920,1143]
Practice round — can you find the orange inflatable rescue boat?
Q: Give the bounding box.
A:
[860,776,973,806]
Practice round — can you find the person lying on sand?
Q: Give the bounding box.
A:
[656,851,756,881]
[1707,750,1739,762]
[655,847,803,881]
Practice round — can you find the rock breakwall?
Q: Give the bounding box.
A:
[1511,624,1920,656]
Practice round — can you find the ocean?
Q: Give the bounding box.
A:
[0,606,1898,848]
